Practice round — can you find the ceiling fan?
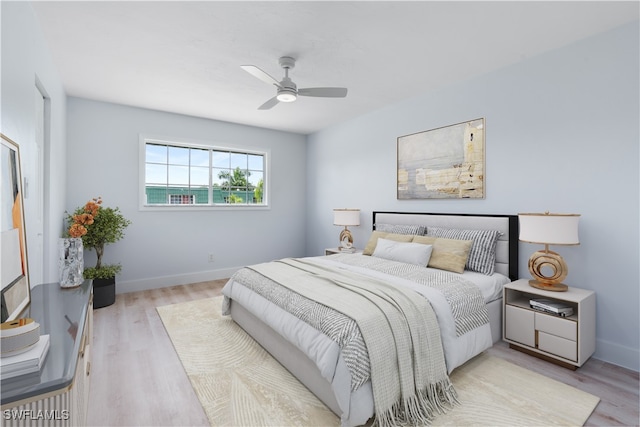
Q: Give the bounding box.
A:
[241,56,348,110]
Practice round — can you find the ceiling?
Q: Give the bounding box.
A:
[31,1,638,135]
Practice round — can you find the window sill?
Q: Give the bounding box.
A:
[139,204,270,212]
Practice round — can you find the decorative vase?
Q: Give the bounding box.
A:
[58,237,84,288]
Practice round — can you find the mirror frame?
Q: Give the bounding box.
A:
[1,133,31,322]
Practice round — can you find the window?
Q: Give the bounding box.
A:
[141,137,267,209]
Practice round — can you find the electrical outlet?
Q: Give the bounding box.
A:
[208,254,215,263]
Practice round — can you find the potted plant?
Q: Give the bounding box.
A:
[67,197,132,308]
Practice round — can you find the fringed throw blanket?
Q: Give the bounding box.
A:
[243,258,458,427]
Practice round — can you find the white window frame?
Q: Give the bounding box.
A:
[139,135,270,211]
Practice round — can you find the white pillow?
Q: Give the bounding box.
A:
[372,238,433,267]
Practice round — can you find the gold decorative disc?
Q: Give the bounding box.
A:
[528,250,569,292]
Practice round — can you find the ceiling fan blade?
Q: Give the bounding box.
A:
[298,87,348,98]
[241,65,281,87]
[258,96,280,110]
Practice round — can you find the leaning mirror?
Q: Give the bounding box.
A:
[1,133,30,322]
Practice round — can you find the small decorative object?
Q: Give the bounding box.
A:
[66,197,131,307]
[518,212,580,292]
[397,118,485,199]
[1,318,40,356]
[58,237,84,288]
[333,208,360,251]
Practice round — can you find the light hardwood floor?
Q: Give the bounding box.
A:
[87,281,639,426]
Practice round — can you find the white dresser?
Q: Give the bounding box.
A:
[1,280,93,425]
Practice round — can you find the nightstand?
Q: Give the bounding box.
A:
[503,279,596,370]
[325,247,363,255]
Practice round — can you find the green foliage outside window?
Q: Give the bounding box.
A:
[218,167,253,191]
[254,179,264,203]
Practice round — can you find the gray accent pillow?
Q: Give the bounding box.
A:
[426,227,503,275]
[372,238,433,267]
[362,231,414,255]
[375,223,426,236]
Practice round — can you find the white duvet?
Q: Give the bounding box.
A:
[221,255,509,426]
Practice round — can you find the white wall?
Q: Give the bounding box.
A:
[306,21,639,371]
[1,2,68,284]
[66,98,307,292]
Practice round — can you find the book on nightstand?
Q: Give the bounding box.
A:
[338,247,357,253]
[530,299,574,317]
[0,334,50,380]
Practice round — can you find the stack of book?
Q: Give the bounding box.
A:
[529,299,574,317]
[339,247,357,253]
[0,334,50,380]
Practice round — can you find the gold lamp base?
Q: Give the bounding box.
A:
[528,280,568,292]
[528,248,569,292]
[339,227,354,249]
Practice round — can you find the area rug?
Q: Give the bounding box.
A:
[157,296,600,426]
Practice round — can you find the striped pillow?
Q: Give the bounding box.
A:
[426,227,502,275]
[375,223,426,235]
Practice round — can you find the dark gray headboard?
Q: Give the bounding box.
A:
[373,211,519,281]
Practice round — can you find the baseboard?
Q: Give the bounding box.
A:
[594,338,639,372]
[116,267,239,294]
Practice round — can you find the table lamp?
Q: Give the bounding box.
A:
[333,208,360,251]
[518,212,580,291]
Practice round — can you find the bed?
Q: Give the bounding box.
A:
[221,211,518,427]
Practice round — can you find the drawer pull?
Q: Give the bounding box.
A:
[79,334,87,357]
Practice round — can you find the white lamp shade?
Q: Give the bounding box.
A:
[518,213,580,245]
[333,209,360,226]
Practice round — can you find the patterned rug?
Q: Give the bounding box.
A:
[157,296,600,426]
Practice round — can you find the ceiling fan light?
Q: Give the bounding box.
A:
[277,91,297,103]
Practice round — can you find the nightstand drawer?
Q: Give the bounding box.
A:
[535,313,577,341]
[538,331,577,361]
[505,305,535,347]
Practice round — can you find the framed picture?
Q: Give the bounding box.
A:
[397,118,485,199]
[1,133,30,322]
